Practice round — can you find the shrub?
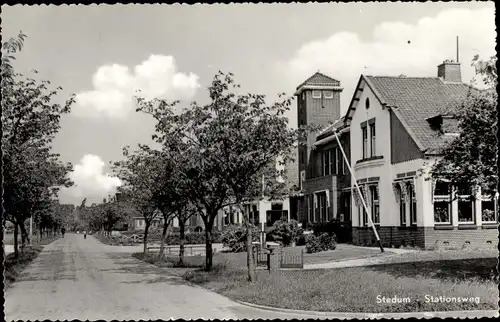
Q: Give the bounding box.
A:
[221,224,259,252]
[296,234,307,246]
[312,220,351,243]
[165,231,222,245]
[268,220,303,247]
[305,232,337,253]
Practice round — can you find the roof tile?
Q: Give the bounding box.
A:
[365,76,472,153]
[297,72,341,90]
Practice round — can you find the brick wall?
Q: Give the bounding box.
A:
[352,226,497,249]
[353,227,425,248]
[423,226,497,250]
[437,62,461,83]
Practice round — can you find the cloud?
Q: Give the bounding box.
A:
[62,154,122,199]
[74,55,200,119]
[281,7,496,113]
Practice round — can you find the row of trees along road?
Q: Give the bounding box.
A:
[111,72,317,281]
[2,32,75,258]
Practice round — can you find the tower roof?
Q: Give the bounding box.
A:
[296,71,341,90]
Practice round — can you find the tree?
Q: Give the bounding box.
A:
[2,32,74,257]
[137,72,313,274]
[174,202,196,266]
[112,145,168,255]
[432,55,497,197]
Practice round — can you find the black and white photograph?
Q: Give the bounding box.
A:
[1,2,498,320]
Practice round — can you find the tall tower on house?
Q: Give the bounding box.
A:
[294,72,343,185]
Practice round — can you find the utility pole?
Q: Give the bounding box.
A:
[332,128,384,252]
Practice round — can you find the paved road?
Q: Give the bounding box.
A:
[5,235,497,320]
[4,234,326,320]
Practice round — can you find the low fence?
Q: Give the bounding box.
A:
[147,244,213,256]
[253,244,304,270]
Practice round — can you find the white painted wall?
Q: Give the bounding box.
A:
[350,80,392,227]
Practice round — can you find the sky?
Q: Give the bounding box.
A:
[1,2,496,205]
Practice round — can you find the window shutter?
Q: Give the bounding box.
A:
[325,190,330,207]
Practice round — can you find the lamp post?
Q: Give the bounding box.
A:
[495,191,499,222]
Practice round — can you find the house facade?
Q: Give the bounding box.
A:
[294,72,351,229]
[341,60,498,249]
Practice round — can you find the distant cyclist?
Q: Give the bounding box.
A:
[61,227,66,238]
[83,230,87,239]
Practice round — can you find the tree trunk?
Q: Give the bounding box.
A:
[19,221,30,246]
[158,217,169,260]
[203,216,214,271]
[39,227,42,242]
[243,204,256,282]
[143,221,150,255]
[178,218,186,267]
[13,222,19,258]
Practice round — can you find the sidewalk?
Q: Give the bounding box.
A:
[304,245,418,269]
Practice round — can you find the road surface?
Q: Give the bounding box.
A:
[4,234,323,320]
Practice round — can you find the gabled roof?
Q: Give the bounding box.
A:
[296,72,341,90]
[365,76,472,153]
[343,75,473,154]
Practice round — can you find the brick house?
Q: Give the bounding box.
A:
[294,72,351,229]
[340,59,498,249]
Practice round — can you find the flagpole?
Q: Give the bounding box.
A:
[333,127,384,252]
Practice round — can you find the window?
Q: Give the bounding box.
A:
[369,123,376,157]
[336,147,341,175]
[456,183,474,224]
[408,182,417,224]
[339,147,346,174]
[299,119,304,126]
[307,195,313,223]
[357,189,368,225]
[362,126,368,159]
[302,92,305,100]
[369,185,380,225]
[324,91,333,99]
[322,150,331,176]
[365,97,370,109]
[312,90,321,98]
[481,192,496,222]
[433,181,451,224]
[317,192,327,222]
[330,149,336,175]
[398,185,406,226]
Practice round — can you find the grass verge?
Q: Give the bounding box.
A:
[182,257,498,313]
[4,236,58,289]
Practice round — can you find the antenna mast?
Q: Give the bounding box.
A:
[456,36,459,63]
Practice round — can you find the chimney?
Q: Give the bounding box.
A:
[437,59,461,83]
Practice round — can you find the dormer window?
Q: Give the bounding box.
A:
[324,91,333,99]
[312,90,322,99]
[427,115,460,136]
